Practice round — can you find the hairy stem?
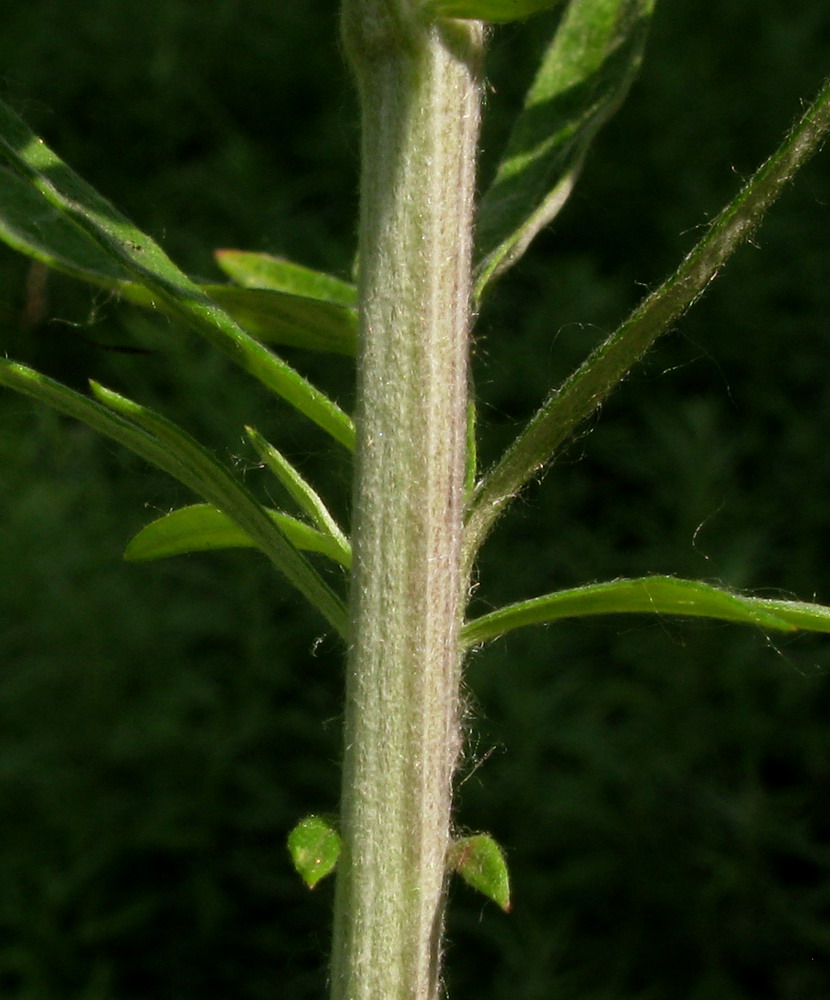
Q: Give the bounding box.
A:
[332,4,483,1000]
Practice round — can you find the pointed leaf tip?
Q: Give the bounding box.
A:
[288,815,341,889]
[450,834,511,911]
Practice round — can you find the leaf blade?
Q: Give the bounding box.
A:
[204,284,357,356]
[124,503,351,568]
[214,250,357,308]
[0,359,188,486]
[0,359,348,637]
[449,834,511,911]
[0,98,354,448]
[0,178,357,356]
[287,815,342,889]
[88,380,349,636]
[0,162,130,286]
[461,575,830,648]
[465,69,830,561]
[475,0,655,300]
[245,425,351,567]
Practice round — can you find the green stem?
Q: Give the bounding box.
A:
[332,4,483,1000]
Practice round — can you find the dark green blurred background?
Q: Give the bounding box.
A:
[2,2,830,998]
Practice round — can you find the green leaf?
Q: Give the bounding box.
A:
[0,162,130,286]
[287,815,342,889]
[245,426,352,568]
[0,359,195,489]
[87,380,349,635]
[474,0,655,301]
[426,0,564,22]
[464,69,830,559]
[0,98,354,449]
[462,576,830,648]
[205,284,357,355]
[124,503,351,568]
[449,835,511,912]
[0,172,357,355]
[215,250,358,308]
[0,360,348,637]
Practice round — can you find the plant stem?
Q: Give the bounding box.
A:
[332,4,483,1000]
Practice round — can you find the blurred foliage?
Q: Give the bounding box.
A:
[1,1,830,999]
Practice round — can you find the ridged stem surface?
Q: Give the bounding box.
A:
[332,5,483,999]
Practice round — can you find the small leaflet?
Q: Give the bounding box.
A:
[449,833,512,912]
[287,815,341,889]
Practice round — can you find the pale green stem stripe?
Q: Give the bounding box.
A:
[332,6,483,1000]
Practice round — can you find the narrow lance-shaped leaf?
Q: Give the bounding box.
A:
[215,250,358,308]
[0,359,348,637]
[462,575,830,648]
[245,425,352,568]
[0,161,129,286]
[474,0,655,302]
[125,503,351,569]
[202,285,357,356]
[448,834,511,912]
[288,815,342,889]
[0,170,357,355]
[0,172,356,355]
[426,0,564,22]
[464,69,830,564]
[212,250,359,354]
[0,99,354,447]
[0,359,201,496]
[88,380,349,636]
